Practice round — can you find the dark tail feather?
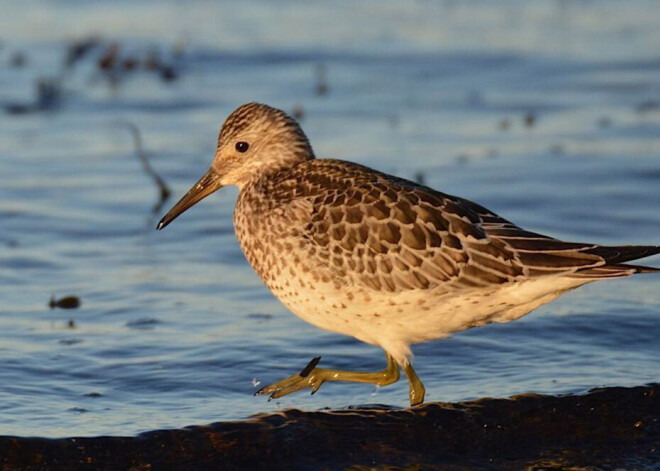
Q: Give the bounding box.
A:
[586,245,660,264]
[624,263,660,274]
[570,263,660,279]
[569,245,660,279]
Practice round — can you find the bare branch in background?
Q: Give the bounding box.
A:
[120,122,171,214]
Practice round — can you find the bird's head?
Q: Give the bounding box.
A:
[157,103,314,230]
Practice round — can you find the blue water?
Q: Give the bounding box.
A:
[1,0,659,437]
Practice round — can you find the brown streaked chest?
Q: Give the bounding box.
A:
[233,178,313,285]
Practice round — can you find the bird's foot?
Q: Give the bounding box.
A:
[255,354,402,401]
[255,357,325,400]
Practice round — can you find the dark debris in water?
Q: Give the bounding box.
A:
[524,111,536,128]
[65,36,101,68]
[549,143,565,155]
[636,100,660,114]
[5,35,184,117]
[246,313,274,321]
[498,117,511,131]
[9,51,26,67]
[5,77,63,115]
[597,116,613,128]
[97,43,120,71]
[49,295,80,310]
[315,63,328,96]
[0,384,658,470]
[93,44,181,84]
[413,171,426,185]
[126,317,164,329]
[159,65,178,82]
[291,105,304,120]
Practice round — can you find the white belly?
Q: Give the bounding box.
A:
[266,270,588,365]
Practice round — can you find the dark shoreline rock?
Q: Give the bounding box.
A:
[1,384,658,470]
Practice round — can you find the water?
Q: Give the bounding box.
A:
[1,0,659,437]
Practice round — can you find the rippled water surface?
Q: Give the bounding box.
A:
[1,0,660,437]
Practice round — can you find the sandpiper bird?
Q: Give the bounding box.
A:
[158,103,659,406]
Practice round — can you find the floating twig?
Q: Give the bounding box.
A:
[65,36,101,69]
[121,122,171,214]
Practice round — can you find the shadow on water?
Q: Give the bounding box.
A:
[0,384,658,470]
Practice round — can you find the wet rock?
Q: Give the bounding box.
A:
[1,384,657,470]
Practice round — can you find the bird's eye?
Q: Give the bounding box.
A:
[235,141,249,153]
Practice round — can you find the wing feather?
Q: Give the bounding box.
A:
[262,160,658,292]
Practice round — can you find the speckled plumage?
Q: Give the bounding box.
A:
[159,103,660,404]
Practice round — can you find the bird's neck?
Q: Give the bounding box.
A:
[236,150,314,191]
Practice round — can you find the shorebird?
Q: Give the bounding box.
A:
[158,103,659,406]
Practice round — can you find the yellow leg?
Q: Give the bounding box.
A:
[255,354,400,400]
[403,361,425,406]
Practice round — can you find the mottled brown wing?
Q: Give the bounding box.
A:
[274,160,633,293]
[449,195,610,277]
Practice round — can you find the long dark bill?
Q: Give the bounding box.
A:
[156,168,223,230]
